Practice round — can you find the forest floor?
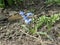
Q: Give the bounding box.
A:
[0,1,60,45]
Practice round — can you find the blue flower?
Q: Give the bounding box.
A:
[26,12,34,17]
[23,16,28,20]
[23,16,32,24]
[19,11,25,17]
[19,11,32,24]
[25,18,32,24]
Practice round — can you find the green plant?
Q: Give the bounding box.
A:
[0,0,24,8]
[37,32,53,40]
[46,14,60,32]
[30,13,60,34]
[20,13,60,35]
[46,0,60,5]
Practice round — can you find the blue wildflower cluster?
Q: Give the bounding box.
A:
[19,11,33,24]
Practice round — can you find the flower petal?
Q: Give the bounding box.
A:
[26,12,34,17]
[25,19,32,24]
[19,11,25,16]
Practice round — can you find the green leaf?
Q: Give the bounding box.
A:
[21,25,29,31]
[37,32,53,40]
